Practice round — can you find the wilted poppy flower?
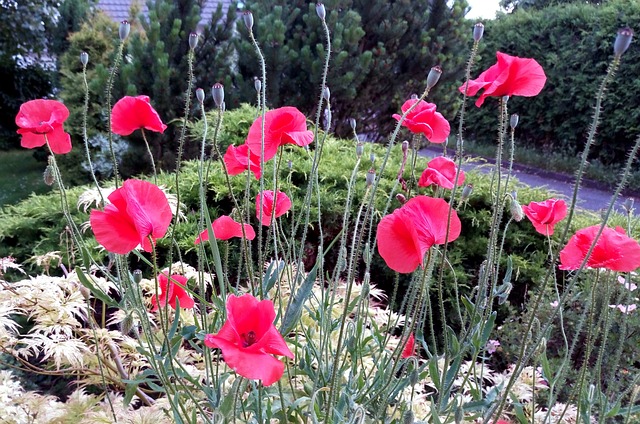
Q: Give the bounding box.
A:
[256,190,292,226]
[204,294,294,386]
[401,333,416,358]
[90,179,173,254]
[522,198,567,236]
[111,95,167,136]
[246,106,314,162]
[15,99,72,154]
[460,51,547,107]
[223,143,261,180]
[377,196,461,273]
[195,215,256,244]
[418,156,465,189]
[150,273,195,311]
[392,99,450,143]
[559,225,640,272]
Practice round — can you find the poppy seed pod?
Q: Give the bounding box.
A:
[316,2,326,20]
[396,193,406,204]
[510,113,519,129]
[211,83,224,108]
[322,86,330,102]
[133,269,143,284]
[410,93,418,100]
[356,142,364,158]
[427,66,442,89]
[401,140,409,154]
[473,23,484,42]
[614,27,634,58]
[366,169,376,187]
[243,11,254,31]
[119,20,130,41]
[80,51,89,66]
[460,184,473,201]
[253,76,261,93]
[195,88,205,104]
[349,118,357,130]
[370,153,375,163]
[189,32,199,50]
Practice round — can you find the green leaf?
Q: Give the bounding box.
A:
[76,266,118,308]
[280,262,318,334]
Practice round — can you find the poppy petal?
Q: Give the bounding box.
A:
[111,95,167,136]
[90,205,141,255]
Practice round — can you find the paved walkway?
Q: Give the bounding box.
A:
[419,147,640,216]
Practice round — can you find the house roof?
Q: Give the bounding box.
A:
[96,0,238,26]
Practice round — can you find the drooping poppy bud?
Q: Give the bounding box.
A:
[189,32,199,50]
[427,66,442,89]
[43,165,55,186]
[195,88,205,104]
[509,195,524,222]
[473,23,484,42]
[316,2,326,20]
[119,20,131,41]
[212,83,224,108]
[510,113,519,129]
[243,11,254,31]
[80,51,89,66]
[614,27,634,58]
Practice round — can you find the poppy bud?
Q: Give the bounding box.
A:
[361,279,370,297]
[133,269,143,284]
[427,66,442,89]
[356,142,364,158]
[510,196,524,221]
[473,22,484,42]
[410,93,418,100]
[370,153,375,163]
[409,365,419,386]
[502,95,510,103]
[119,20,131,41]
[195,88,205,103]
[189,32,199,50]
[402,411,415,424]
[80,51,89,66]
[243,11,254,31]
[211,83,224,108]
[322,86,330,102]
[349,118,357,130]
[460,184,473,201]
[623,197,635,213]
[363,243,371,265]
[316,2,326,20]
[120,312,135,335]
[510,113,519,129]
[614,27,633,58]
[254,76,261,93]
[43,165,56,186]
[401,140,409,154]
[79,286,91,300]
[396,193,407,204]
[366,169,375,186]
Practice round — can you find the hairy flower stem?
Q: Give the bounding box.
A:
[80,62,103,202]
[140,129,157,185]
[106,40,125,188]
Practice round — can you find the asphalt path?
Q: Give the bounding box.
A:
[418,147,640,216]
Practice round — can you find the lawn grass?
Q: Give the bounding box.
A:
[0,150,51,207]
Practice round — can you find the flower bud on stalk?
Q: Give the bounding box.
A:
[473,22,484,42]
[426,66,442,89]
[254,76,262,93]
[211,83,224,108]
[401,140,409,154]
[460,184,473,202]
[623,197,635,214]
[195,88,205,103]
[43,165,55,186]
[370,153,375,164]
[133,269,143,284]
[119,20,130,41]
[356,142,364,158]
[316,2,326,20]
[396,193,407,204]
[80,51,89,66]
[366,169,376,187]
[243,11,254,31]
[510,113,519,129]
[349,118,357,131]
[614,27,633,58]
[510,196,524,222]
[189,32,199,50]
[322,86,330,102]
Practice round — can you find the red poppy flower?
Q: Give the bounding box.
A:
[204,294,294,386]
[223,143,262,180]
[89,179,173,254]
[559,225,640,272]
[459,51,547,107]
[15,99,72,154]
[418,156,465,189]
[377,196,461,273]
[522,198,567,236]
[256,190,292,226]
[246,106,314,162]
[150,273,195,311]
[392,99,450,143]
[111,95,167,136]
[195,215,256,244]
[401,333,416,358]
